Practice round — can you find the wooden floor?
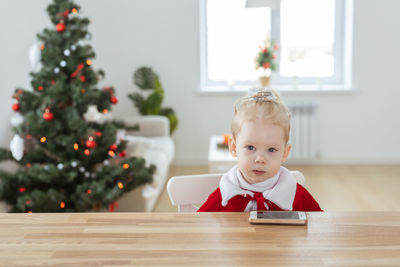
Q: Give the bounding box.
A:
[154,164,400,212]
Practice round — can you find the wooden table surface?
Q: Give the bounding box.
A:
[1,212,399,266]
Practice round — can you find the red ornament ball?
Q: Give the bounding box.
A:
[56,23,66,32]
[86,139,97,149]
[118,151,127,158]
[43,110,54,121]
[110,96,118,104]
[38,85,44,91]
[12,103,20,111]
[109,144,118,151]
[263,62,271,69]
[79,75,86,83]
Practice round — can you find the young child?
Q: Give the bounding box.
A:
[198,88,322,212]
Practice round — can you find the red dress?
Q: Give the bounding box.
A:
[197,165,322,212]
[198,184,322,212]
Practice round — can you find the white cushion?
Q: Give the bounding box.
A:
[149,137,174,164]
[145,149,169,178]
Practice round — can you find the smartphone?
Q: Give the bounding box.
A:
[249,211,307,225]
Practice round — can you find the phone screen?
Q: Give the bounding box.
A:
[256,211,300,219]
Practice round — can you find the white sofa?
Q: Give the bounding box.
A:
[115,115,174,212]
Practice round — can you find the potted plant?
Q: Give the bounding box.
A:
[255,39,279,87]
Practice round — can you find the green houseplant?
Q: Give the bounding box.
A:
[128,67,178,135]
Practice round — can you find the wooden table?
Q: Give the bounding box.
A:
[1,212,399,266]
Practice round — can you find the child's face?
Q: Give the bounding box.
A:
[229,119,291,184]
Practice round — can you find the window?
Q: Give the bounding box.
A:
[200,0,353,91]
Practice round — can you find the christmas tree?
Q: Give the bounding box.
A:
[0,0,155,212]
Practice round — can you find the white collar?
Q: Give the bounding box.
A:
[220,165,297,210]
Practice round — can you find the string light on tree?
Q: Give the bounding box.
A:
[117,182,124,189]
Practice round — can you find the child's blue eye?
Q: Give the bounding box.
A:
[268,148,277,152]
[247,145,255,151]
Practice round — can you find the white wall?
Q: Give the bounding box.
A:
[0,0,399,165]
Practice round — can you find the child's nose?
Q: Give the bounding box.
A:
[255,154,266,164]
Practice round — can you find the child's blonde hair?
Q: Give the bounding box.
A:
[231,88,291,143]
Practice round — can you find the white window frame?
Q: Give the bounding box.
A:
[199,0,353,92]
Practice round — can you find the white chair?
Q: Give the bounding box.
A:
[167,171,305,212]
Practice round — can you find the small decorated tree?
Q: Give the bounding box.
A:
[255,39,279,87]
[0,0,155,212]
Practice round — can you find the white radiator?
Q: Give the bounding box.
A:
[287,103,318,162]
